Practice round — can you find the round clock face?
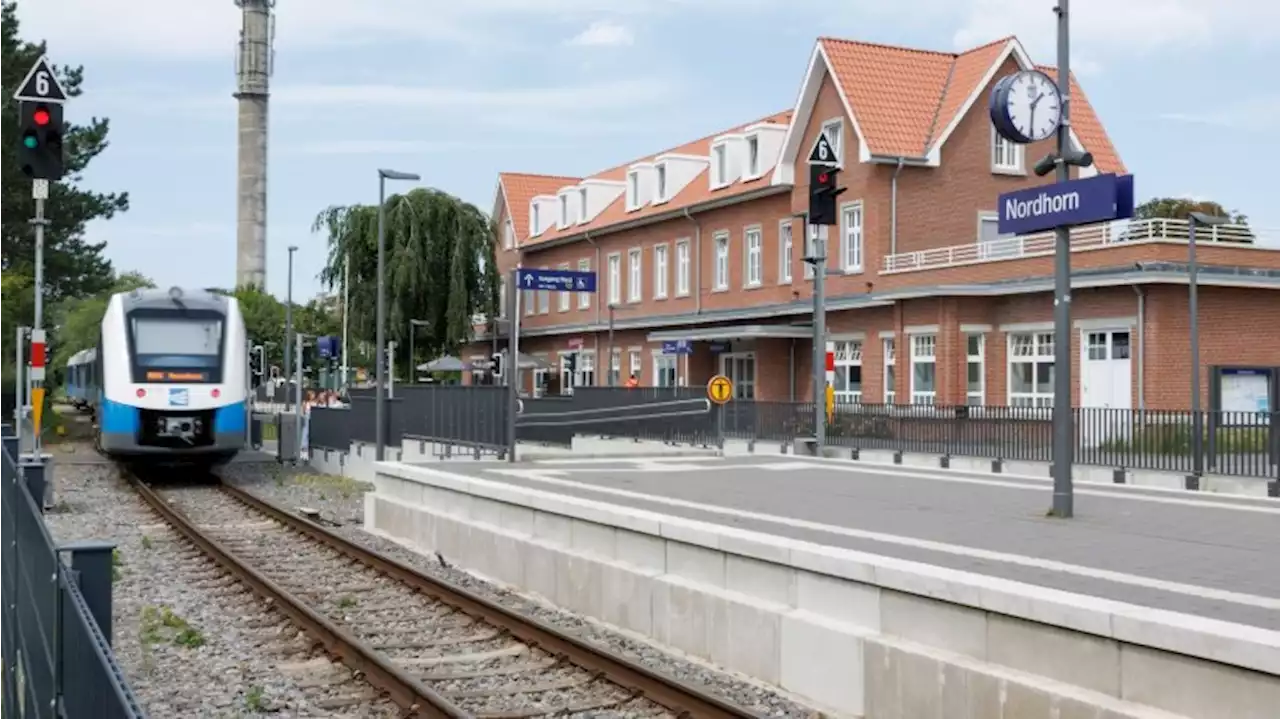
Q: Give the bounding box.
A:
[1003,70,1062,144]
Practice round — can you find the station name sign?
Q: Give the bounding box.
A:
[998,173,1134,236]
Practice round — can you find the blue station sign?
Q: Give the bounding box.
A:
[997,173,1134,236]
[662,340,693,355]
[516,268,598,293]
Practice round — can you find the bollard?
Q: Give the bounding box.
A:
[61,540,117,644]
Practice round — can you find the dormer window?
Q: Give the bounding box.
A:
[656,164,667,202]
[559,195,569,226]
[626,171,640,210]
[746,136,760,177]
[712,144,727,186]
[530,203,541,235]
[578,187,589,222]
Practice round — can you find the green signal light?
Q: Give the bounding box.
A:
[22,134,38,149]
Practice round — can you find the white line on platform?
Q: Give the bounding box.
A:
[530,456,723,465]
[751,460,1280,514]
[484,467,1280,612]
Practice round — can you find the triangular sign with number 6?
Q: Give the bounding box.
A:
[807,134,838,166]
[13,55,68,103]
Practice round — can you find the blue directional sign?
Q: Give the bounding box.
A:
[316,336,339,359]
[997,173,1134,236]
[662,340,693,355]
[516,268,597,293]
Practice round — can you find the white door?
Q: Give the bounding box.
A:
[1080,329,1133,446]
[718,352,756,399]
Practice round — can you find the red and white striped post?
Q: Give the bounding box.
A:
[824,340,836,421]
[29,328,46,451]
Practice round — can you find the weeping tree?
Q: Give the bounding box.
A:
[313,187,499,371]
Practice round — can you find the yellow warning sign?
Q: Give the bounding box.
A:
[707,374,733,404]
[31,386,45,436]
[825,383,835,423]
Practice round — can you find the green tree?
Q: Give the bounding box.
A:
[312,187,499,371]
[1132,197,1254,243]
[0,2,127,376]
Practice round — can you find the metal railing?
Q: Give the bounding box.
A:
[2,427,146,718]
[881,218,1273,274]
[292,386,1279,480]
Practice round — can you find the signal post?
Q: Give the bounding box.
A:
[805,134,845,454]
[14,55,68,465]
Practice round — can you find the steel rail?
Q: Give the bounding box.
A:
[220,481,759,719]
[127,473,468,719]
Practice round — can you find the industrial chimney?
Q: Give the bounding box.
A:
[233,0,274,289]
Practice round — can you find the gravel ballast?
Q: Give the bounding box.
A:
[42,457,401,718]
[221,460,820,719]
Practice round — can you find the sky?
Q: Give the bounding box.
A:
[14,0,1279,301]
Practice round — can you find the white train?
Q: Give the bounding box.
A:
[74,287,249,464]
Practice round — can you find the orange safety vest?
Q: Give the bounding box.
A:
[625,377,639,388]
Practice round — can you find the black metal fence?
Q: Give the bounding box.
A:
[297,384,1279,479]
[2,428,145,718]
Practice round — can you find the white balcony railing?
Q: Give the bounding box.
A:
[881,218,1274,274]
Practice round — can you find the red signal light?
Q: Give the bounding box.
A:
[33,107,50,126]
[817,172,829,184]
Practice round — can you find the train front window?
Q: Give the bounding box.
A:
[130,315,224,383]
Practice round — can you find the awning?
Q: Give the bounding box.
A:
[646,324,813,343]
[418,355,472,372]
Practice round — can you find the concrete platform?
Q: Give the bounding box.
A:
[361,456,1279,719]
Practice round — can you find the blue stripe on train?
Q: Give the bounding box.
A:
[100,399,247,434]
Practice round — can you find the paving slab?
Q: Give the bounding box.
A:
[415,456,1280,630]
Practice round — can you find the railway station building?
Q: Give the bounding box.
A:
[465,35,1280,411]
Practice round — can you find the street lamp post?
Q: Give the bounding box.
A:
[408,318,429,384]
[284,245,298,411]
[375,169,420,462]
[1187,211,1230,478]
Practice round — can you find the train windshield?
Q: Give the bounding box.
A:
[130,315,224,383]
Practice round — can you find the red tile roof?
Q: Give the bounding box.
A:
[498,35,1125,249]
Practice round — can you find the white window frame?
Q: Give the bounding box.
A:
[746,135,760,177]
[820,118,844,167]
[966,333,985,406]
[653,353,678,388]
[537,266,551,315]
[833,339,863,404]
[909,334,937,405]
[743,225,763,288]
[1008,331,1055,407]
[503,220,514,250]
[578,187,589,223]
[883,337,896,404]
[529,202,540,236]
[578,350,596,388]
[655,163,668,202]
[498,278,507,318]
[778,219,793,284]
[977,211,1022,260]
[711,144,728,187]
[628,349,642,382]
[719,352,757,399]
[675,239,691,297]
[609,348,622,386]
[559,195,569,227]
[557,262,571,312]
[840,200,863,273]
[653,243,669,299]
[626,171,640,210]
[991,124,1024,174]
[524,285,535,316]
[627,247,643,303]
[607,252,622,306]
[577,258,591,309]
[712,232,730,291]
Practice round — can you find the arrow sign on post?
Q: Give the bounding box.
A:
[516,268,598,293]
[13,56,68,103]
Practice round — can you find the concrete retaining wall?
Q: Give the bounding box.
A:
[366,461,1280,718]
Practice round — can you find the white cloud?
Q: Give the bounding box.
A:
[279,139,572,155]
[270,78,675,111]
[1159,96,1280,132]
[566,20,635,47]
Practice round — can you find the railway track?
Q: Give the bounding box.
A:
[128,470,758,719]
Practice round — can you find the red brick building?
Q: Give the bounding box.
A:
[464,36,1280,411]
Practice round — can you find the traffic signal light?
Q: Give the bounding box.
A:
[491,352,504,379]
[18,102,64,181]
[807,165,845,226]
[249,347,263,386]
